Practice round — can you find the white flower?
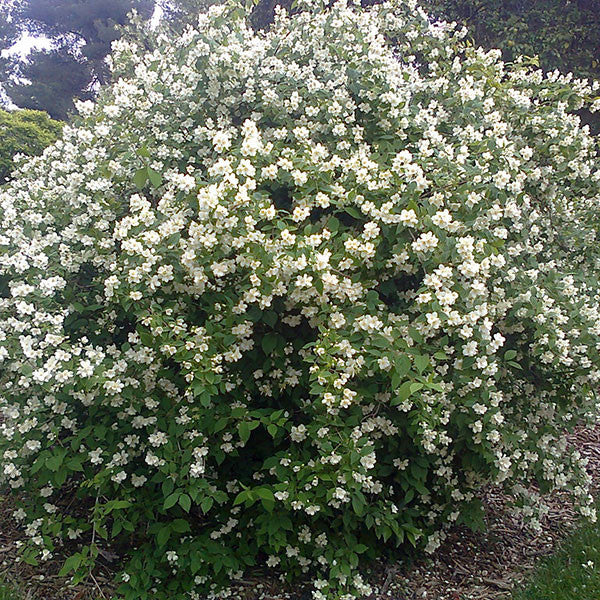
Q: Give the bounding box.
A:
[399,209,418,226]
[330,312,346,328]
[377,356,391,370]
[266,556,280,567]
[89,449,103,465]
[212,131,231,153]
[149,431,168,447]
[112,471,127,484]
[291,424,307,442]
[360,452,376,470]
[131,474,147,487]
[412,232,439,253]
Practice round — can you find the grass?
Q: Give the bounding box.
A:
[0,580,22,600]
[512,509,600,600]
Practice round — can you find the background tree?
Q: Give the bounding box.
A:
[421,0,600,80]
[2,0,155,119]
[0,108,62,183]
[0,13,18,51]
[0,8,19,102]
[5,50,92,121]
[156,0,219,30]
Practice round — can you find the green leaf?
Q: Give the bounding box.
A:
[133,167,148,188]
[370,336,389,349]
[22,554,39,566]
[58,554,81,577]
[163,492,180,510]
[426,381,444,392]
[30,458,45,474]
[352,494,365,516]
[255,488,274,502]
[110,500,132,511]
[191,551,202,574]
[408,327,423,344]
[263,310,278,327]
[504,349,517,360]
[157,525,171,547]
[178,493,191,513]
[66,457,83,471]
[162,478,175,497]
[21,363,33,376]
[112,521,123,538]
[171,518,190,533]
[238,422,251,444]
[394,354,411,379]
[391,381,413,406]
[233,490,251,506]
[261,333,279,355]
[139,330,154,346]
[213,417,229,433]
[261,497,275,512]
[148,168,162,188]
[45,455,62,472]
[200,497,214,513]
[54,468,67,486]
[414,355,429,374]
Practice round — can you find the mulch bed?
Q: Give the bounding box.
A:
[2,425,599,600]
[386,425,600,600]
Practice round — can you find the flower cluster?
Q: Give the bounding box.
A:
[1,0,600,598]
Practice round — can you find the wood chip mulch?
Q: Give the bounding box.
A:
[1,424,598,600]
[383,424,600,600]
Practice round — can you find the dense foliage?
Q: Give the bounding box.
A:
[0,108,62,184]
[423,0,600,80]
[1,1,600,598]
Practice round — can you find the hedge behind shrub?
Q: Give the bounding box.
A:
[0,108,62,184]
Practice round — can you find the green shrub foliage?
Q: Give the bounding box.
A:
[0,108,62,184]
[1,1,600,598]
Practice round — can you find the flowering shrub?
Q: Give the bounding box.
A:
[1,1,600,598]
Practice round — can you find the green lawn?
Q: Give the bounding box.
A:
[512,511,600,600]
[0,581,22,600]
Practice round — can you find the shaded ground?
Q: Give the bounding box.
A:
[1,425,598,600]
